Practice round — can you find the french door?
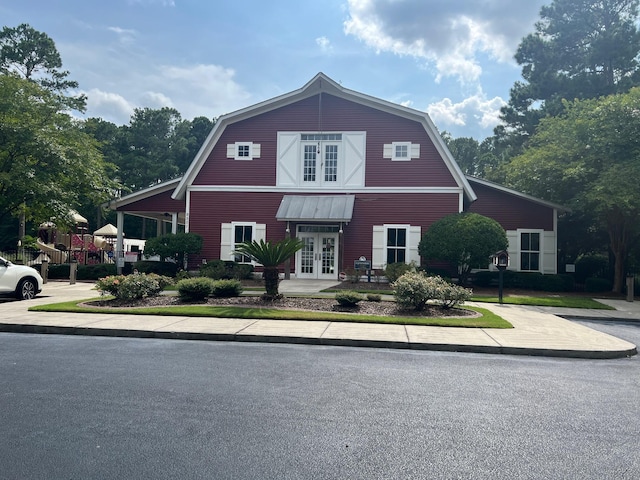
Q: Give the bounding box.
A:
[296,227,339,280]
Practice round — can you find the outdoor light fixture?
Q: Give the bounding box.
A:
[492,250,510,304]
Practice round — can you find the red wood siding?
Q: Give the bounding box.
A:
[116,190,185,212]
[188,190,460,268]
[193,94,458,188]
[467,183,554,230]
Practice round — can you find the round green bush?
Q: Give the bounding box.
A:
[335,291,364,307]
[211,279,243,298]
[95,273,162,300]
[176,277,215,301]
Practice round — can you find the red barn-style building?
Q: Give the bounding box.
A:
[109,73,564,278]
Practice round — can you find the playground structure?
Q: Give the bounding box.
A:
[35,217,145,265]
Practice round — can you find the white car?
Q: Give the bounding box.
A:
[0,256,43,300]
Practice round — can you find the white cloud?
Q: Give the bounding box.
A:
[426,90,506,132]
[142,91,174,108]
[160,64,251,117]
[83,88,136,123]
[108,26,137,45]
[79,63,251,124]
[344,0,545,84]
[316,36,332,53]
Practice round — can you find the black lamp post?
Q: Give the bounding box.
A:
[492,250,510,304]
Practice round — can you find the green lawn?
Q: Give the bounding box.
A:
[29,300,512,329]
[469,295,615,309]
[327,287,616,310]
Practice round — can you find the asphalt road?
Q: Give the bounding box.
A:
[1,331,638,480]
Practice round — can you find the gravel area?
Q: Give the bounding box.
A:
[87,294,476,318]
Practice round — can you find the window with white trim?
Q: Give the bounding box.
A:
[227,142,260,160]
[301,134,341,185]
[233,222,255,263]
[520,231,541,271]
[386,225,408,264]
[277,131,365,188]
[383,142,420,161]
[392,142,410,161]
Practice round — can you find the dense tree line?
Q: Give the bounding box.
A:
[443,0,640,293]
[0,23,214,249]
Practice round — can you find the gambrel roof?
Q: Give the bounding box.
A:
[172,72,476,202]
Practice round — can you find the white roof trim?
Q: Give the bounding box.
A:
[172,72,476,202]
[466,176,569,212]
[107,177,183,210]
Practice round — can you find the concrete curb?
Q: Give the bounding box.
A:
[1,323,635,359]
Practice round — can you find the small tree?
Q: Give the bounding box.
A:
[419,213,507,285]
[143,232,203,268]
[233,238,303,299]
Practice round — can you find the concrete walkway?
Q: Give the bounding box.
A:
[0,281,636,359]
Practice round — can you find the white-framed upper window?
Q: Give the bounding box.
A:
[232,222,256,263]
[301,134,341,185]
[277,131,366,188]
[385,224,409,265]
[519,230,542,271]
[384,142,420,161]
[392,142,410,161]
[227,142,260,160]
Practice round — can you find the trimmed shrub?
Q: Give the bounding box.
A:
[77,263,117,280]
[200,260,227,279]
[175,270,192,282]
[335,291,364,307]
[211,279,243,298]
[177,277,215,301]
[230,262,254,280]
[472,270,495,287]
[96,273,162,300]
[133,260,178,277]
[95,275,126,297]
[47,263,71,279]
[146,273,173,290]
[585,277,612,292]
[393,272,470,311]
[471,271,574,292]
[384,262,412,283]
[200,260,255,280]
[432,280,472,309]
[367,293,382,302]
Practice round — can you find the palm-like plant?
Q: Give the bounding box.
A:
[234,238,304,298]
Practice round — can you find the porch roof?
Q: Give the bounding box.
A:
[276,195,355,222]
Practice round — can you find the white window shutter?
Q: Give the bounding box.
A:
[343,132,366,187]
[226,144,235,158]
[372,225,385,269]
[276,132,299,186]
[411,143,420,159]
[255,223,266,242]
[252,143,261,159]
[383,144,393,159]
[409,226,422,264]
[220,223,234,260]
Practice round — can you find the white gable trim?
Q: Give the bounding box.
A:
[172,73,476,202]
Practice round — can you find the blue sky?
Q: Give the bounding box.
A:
[2,0,547,140]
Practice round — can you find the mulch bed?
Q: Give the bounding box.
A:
[85,294,477,318]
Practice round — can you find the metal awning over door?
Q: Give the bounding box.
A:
[276,195,355,222]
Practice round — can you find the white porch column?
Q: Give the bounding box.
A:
[116,211,125,275]
[171,212,178,234]
[157,218,163,237]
